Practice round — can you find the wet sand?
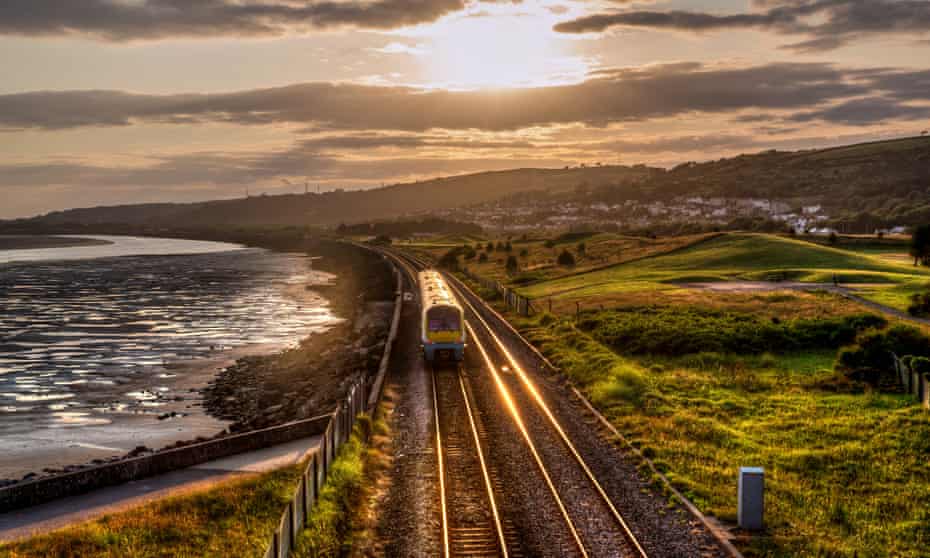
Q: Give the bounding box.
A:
[0,343,282,480]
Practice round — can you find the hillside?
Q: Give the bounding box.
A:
[4,135,928,231]
[518,233,930,299]
[5,165,657,229]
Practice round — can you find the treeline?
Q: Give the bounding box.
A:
[335,218,482,238]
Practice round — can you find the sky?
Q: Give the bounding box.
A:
[1,0,929,218]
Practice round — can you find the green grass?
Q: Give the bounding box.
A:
[517,314,930,557]
[0,465,304,558]
[519,233,930,300]
[292,414,389,558]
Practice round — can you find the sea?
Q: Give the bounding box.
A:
[0,235,338,478]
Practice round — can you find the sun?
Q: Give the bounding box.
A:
[408,5,590,90]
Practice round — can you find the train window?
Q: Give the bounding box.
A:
[427,306,461,332]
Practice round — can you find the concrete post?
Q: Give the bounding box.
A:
[912,371,921,398]
[738,467,764,530]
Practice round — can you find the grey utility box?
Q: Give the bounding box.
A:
[738,466,764,530]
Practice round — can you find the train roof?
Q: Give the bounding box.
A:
[418,269,460,309]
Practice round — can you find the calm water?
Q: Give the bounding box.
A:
[0,236,337,440]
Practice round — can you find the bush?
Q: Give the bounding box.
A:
[834,324,930,387]
[438,249,460,270]
[578,307,886,357]
[478,252,488,263]
[505,255,518,274]
[557,249,576,267]
[519,248,529,257]
[907,290,930,317]
[462,245,477,260]
[544,239,555,249]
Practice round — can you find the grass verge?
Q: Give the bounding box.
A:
[516,312,930,558]
[0,466,303,558]
[292,413,389,558]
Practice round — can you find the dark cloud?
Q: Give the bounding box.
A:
[788,97,930,125]
[0,0,465,40]
[0,62,876,131]
[554,0,930,51]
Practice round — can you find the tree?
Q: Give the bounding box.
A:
[557,249,576,267]
[505,255,518,274]
[438,249,460,270]
[911,225,930,266]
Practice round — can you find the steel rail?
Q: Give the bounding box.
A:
[464,320,589,558]
[446,273,650,558]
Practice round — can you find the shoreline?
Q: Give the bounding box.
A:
[0,238,394,489]
[0,235,112,251]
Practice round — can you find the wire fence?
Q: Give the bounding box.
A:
[891,353,930,409]
[461,267,535,317]
[262,263,403,558]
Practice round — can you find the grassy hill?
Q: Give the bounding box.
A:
[519,233,930,299]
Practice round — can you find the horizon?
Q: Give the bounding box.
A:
[2,1,930,218]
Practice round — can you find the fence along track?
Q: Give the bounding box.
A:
[445,273,650,558]
[433,365,510,557]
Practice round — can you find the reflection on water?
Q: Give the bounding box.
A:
[0,243,338,436]
[0,235,244,264]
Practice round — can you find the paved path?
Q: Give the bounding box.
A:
[0,435,320,542]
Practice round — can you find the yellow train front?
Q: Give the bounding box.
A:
[418,270,466,362]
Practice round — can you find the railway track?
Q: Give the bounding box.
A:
[387,248,652,557]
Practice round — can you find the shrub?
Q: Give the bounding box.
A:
[578,306,886,357]
[907,290,930,317]
[519,248,529,258]
[834,324,930,387]
[438,249,460,270]
[544,239,555,249]
[557,249,576,267]
[505,255,518,274]
[909,356,930,375]
[462,245,477,260]
[478,252,488,263]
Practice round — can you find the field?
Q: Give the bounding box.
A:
[454,231,930,557]
[403,231,715,285]
[513,233,930,304]
[517,314,930,557]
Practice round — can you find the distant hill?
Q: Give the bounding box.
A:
[636,136,930,224]
[7,165,656,229]
[4,135,928,232]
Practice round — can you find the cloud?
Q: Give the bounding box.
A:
[0,0,467,40]
[554,0,930,51]
[0,62,879,131]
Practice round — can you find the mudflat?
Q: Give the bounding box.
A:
[0,236,112,251]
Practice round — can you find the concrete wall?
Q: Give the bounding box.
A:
[0,414,330,512]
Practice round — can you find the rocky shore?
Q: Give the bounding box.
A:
[0,237,394,488]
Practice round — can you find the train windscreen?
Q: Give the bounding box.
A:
[427,306,461,332]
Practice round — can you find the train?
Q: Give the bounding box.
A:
[418,270,466,362]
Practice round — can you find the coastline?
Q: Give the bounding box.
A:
[0,236,112,251]
[0,238,394,489]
